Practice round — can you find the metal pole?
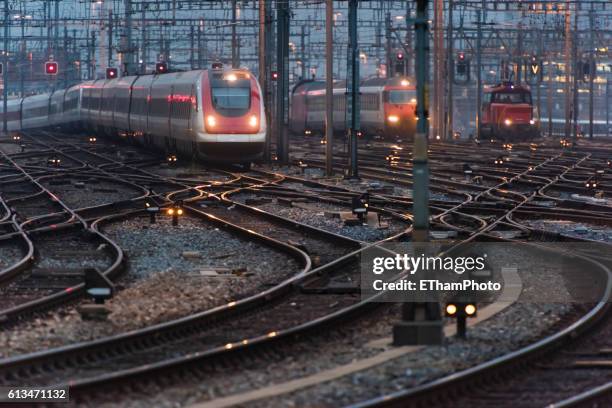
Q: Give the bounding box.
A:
[259,0,269,163]
[108,11,113,67]
[124,0,135,76]
[385,12,391,78]
[231,0,238,68]
[346,0,360,179]
[300,25,306,80]
[325,0,334,176]
[588,7,594,139]
[446,0,454,140]
[263,0,273,163]
[572,7,578,141]
[141,5,146,74]
[433,0,443,140]
[475,9,482,140]
[3,0,8,134]
[606,78,610,138]
[276,0,290,164]
[564,0,571,140]
[394,0,442,347]
[413,0,430,244]
[547,58,553,138]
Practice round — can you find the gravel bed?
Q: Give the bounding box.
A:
[0,214,300,357]
[42,178,143,209]
[0,242,23,270]
[0,142,24,155]
[524,219,612,242]
[231,192,407,242]
[104,245,579,408]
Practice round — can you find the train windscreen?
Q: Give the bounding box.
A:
[491,92,532,104]
[211,87,251,110]
[388,90,416,104]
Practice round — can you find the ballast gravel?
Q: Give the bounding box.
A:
[0,214,300,358]
[231,192,408,242]
[95,242,583,408]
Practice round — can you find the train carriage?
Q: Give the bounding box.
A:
[290,76,417,140]
[10,66,265,164]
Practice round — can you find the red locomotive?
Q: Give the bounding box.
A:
[290,77,417,140]
[481,82,539,141]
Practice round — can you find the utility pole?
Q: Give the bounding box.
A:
[572,6,578,141]
[300,25,307,80]
[446,0,454,140]
[2,0,8,134]
[141,6,147,74]
[123,0,136,76]
[385,12,392,78]
[475,9,483,140]
[547,58,553,138]
[276,0,290,164]
[325,0,334,176]
[393,0,442,347]
[259,0,271,163]
[108,11,113,68]
[564,0,572,140]
[588,7,594,139]
[433,0,443,140]
[231,0,238,68]
[346,0,360,179]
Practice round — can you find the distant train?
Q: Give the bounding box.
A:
[0,66,266,163]
[290,77,417,139]
[480,82,539,141]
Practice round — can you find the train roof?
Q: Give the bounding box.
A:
[485,82,531,93]
[292,76,415,94]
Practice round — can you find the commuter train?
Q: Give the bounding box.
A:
[480,82,539,141]
[0,67,266,163]
[290,77,417,140]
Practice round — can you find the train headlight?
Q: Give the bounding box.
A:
[529,119,535,125]
[401,79,410,86]
[249,115,258,128]
[445,304,457,316]
[207,115,217,128]
[504,119,512,126]
[410,98,417,104]
[388,115,399,124]
[224,73,238,82]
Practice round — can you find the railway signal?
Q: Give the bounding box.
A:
[167,154,178,165]
[155,62,168,74]
[106,68,118,79]
[167,201,184,226]
[145,201,160,224]
[271,71,279,81]
[88,136,97,144]
[45,61,58,75]
[529,57,542,82]
[455,52,470,83]
[351,193,369,223]
[12,134,20,142]
[445,302,478,338]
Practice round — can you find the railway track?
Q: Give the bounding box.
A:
[1,133,612,406]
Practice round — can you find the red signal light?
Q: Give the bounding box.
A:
[271,71,279,81]
[458,52,465,61]
[45,61,58,75]
[396,52,404,61]
[155,62,168,74]
[106,68,118,79]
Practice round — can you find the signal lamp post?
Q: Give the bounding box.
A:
[167,202,184,226]
[445,302,477,338]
